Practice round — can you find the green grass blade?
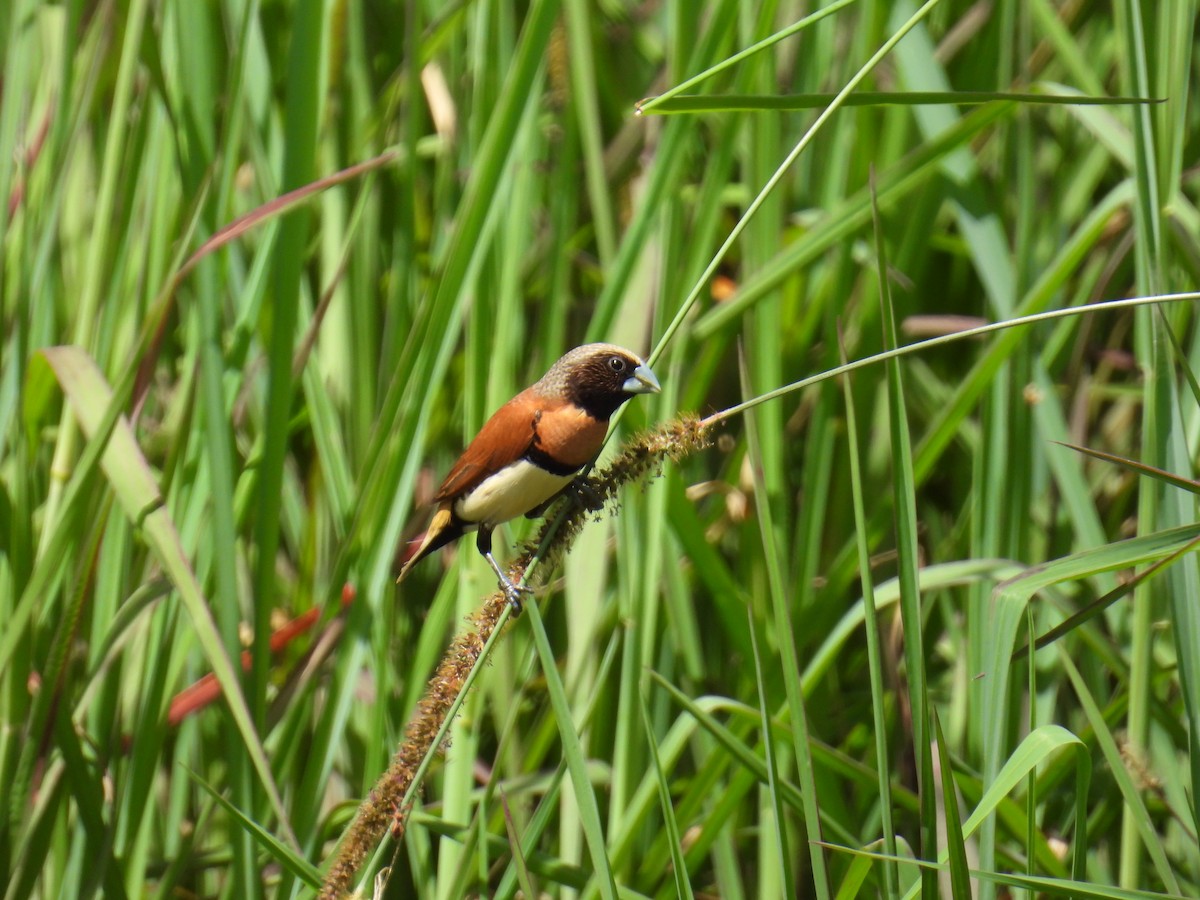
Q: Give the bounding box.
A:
[872,170,935,895]
[839,330,900,898]
[190,770,323,888]
[642,90,1161,114]
[1059,652,1177,894]
[639,688,695,900]
[932,711,971,899]
[740,345,826,897]
[523,599,618,900]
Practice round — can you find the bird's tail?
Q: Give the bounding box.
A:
[396,505,463,583]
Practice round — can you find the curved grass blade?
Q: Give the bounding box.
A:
[176,150,399,283]
[705,293,1200,426]
[976,526,1200,894]
[898,725,1091,900]
[1013,534,1200,660]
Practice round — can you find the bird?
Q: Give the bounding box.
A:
[397,343,661,609]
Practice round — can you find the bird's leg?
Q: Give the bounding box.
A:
[477,527,532,613]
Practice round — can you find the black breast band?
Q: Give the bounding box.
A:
[523,445,582,477]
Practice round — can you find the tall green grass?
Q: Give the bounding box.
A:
[2,1,1199,897]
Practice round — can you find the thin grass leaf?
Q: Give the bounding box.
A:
[639,690,695,900]
[838,327,900,898]
[802,560,1024,693]
[739,344,824,897]
[693,100,1016,339]
[1117,0,1177,885]
[522,599,619,900]
[1055,441,1200,495]
[636,0,858,114]
[190,771,323,888]
[871,167,936,896]
[1155,306,1200,410]
[707,293,1200,426]
[1060,647,1181,894]
[251,0,326,739]
[500,792,538,900]
[648,671,808,815]
[932,711,971,900]
[177,151,398,283]
[641,90,1162,114]
[1013,535,1200,660]
[833,852,879,900]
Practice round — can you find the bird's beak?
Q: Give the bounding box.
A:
[623,364,661,394]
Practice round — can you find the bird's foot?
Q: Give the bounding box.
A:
[498,574,533,615]
[485,550,533,614]
[566,477,604,513]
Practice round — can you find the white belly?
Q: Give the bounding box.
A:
[453,459,576,527]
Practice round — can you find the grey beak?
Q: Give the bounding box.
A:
[623,364,661,394]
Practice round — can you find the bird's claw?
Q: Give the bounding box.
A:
[483,548,532,614]
[567,477,604,513]
[499,577,533,615]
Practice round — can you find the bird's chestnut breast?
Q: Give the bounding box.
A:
[532,404,608,469]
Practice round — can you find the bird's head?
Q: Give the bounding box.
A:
[537,343,660,419]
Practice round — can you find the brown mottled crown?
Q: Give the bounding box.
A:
[532,343,660,420]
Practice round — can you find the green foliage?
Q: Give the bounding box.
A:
[2,0,1199,897]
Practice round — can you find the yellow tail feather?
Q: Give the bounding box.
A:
[396,506,457,583]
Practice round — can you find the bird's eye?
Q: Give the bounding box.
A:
[608,357,626,373]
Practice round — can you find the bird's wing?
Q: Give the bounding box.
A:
[434,391,541,501]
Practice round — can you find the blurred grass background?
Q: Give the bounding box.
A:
[3,0,1200,897]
